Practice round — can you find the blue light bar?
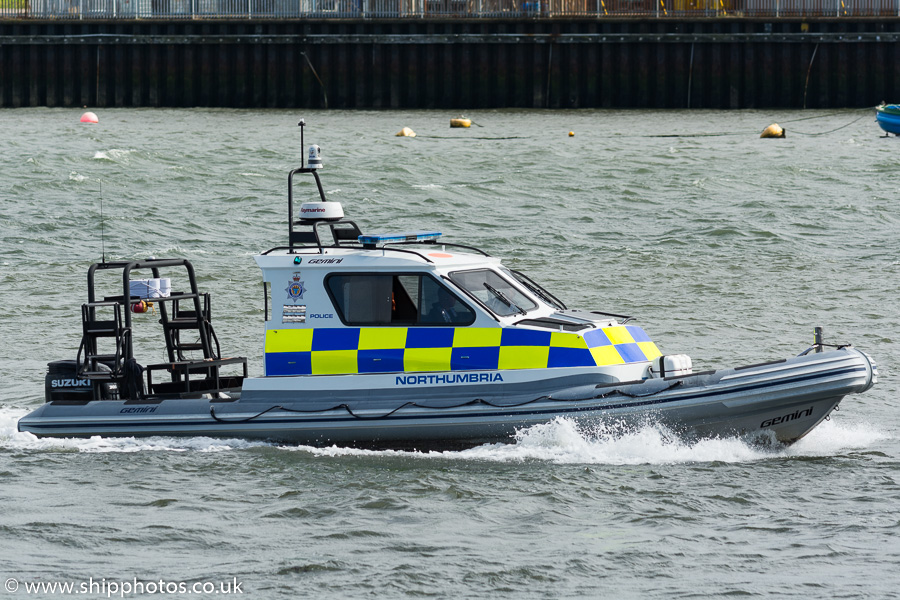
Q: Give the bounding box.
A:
[358,231,442,246]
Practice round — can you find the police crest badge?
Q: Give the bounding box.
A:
[285,271,306,303]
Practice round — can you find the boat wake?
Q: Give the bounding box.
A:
[285,415,889,464]
[454,416,890,464]
[1,406,887,462]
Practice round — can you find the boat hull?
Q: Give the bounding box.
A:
[17,348,876,448]
[876,106,900,134]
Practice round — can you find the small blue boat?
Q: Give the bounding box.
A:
[875,104,900,135]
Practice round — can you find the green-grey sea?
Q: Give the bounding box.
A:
[1,108,898,598]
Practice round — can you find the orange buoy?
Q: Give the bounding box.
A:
[80,112,99,124]
[450,117,472,128]
[568,131,575,137]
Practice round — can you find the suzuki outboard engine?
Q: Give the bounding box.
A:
[44,360,93,402]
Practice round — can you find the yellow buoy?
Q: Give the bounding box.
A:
[760,123,785,138]
[395,127,416,137]
[568,131,574,137]
[450,117,472,128]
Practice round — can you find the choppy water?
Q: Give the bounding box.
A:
[1,108,898,598]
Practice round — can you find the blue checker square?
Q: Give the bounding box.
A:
[615,343,647,363]
[312,328,360,351]
[266,351,312,376]
[626,325,652,343]
[358,349,405,374]
[501,328,551,347]
[406,327,455,348]
[451,347,500,371]
[548,347,596,368]
[582,328,612,347]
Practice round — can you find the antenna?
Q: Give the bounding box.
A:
[99,180,106,264]
[299,119,305,168]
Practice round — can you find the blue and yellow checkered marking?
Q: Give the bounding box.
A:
[265,325,662,376]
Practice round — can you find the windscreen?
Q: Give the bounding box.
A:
[448,269,537,317]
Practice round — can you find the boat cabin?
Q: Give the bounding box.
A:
[254,133,662,380]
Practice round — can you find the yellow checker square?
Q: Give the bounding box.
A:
[453,328,502,348]
[638,341,662,361]
[311,350,358,375]
[265,328,313,353]
[590,345,625,366]
[359,327,408,350]
[498,346,551,370]
[550,331,589,349]
[404,348,452,372]
[602,326,636,345]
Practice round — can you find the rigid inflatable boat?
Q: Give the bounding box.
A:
[18,123,878,448]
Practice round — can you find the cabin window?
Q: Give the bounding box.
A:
[326,273,474,326]
[448,269,537,317]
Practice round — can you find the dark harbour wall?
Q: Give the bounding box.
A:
[1,19,899,109]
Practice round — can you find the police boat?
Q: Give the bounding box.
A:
[18,123,878,448]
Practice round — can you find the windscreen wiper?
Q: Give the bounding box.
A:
[483,282,526,315]
[510,269,566,310]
